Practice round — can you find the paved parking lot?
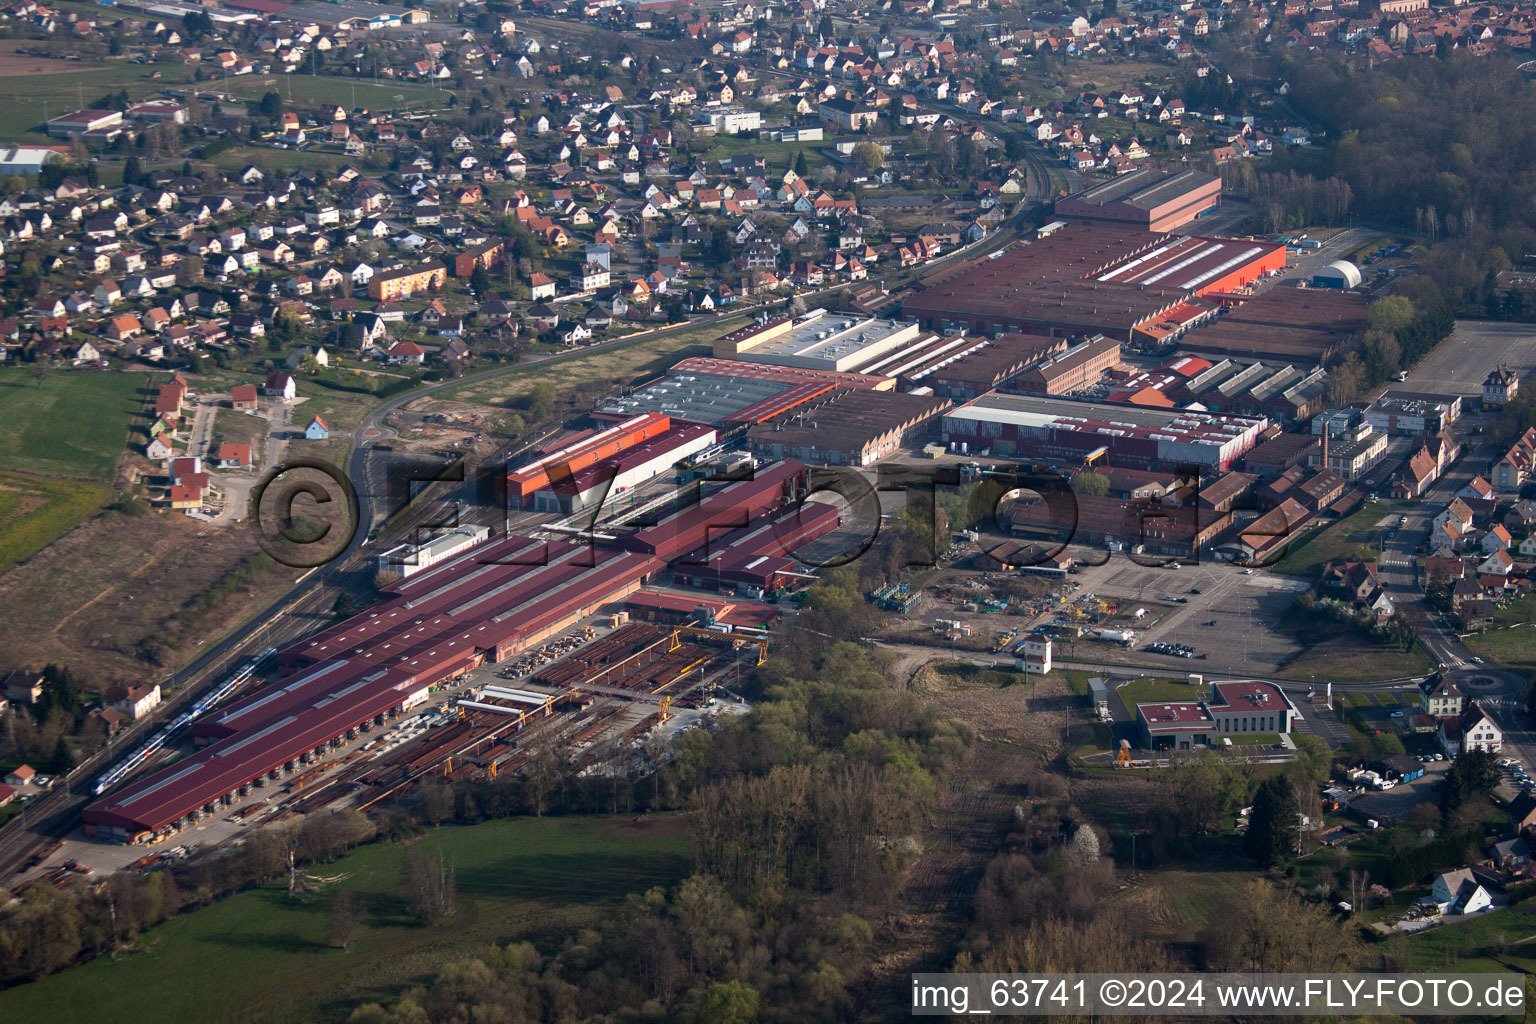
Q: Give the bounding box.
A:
[1063,553,1311,673]
[1349,763,1448,821]
[1406,320,1536,397]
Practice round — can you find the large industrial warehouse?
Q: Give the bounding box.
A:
[506,412,675,508]
[940,391,1267,471]
[746,388,953,466]
[1176,285,1369,364]
[1053,168,1223,232]
[900,222,1284,342]
[714,309,929,372]
[84,460,818,843]
[595,356,893,429]
[531,424,718,514]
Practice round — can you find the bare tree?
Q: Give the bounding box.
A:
[326,889,363,949]
[404,847,457,924]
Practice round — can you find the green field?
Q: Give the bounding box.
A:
[1282,640,1433,683]
[0,59,446,142]
[0,816,691,1024]
[0,471,111,573]
[220,73,447,113]
[210,145,354,176]
[0,369,141,571]
[0,59,189,141]
[0,369,145,480]
[1464,625,1536,676]
[1269,501,1387,580]
[1393,900,1536,971]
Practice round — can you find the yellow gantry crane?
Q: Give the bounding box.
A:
[669,626,769,665]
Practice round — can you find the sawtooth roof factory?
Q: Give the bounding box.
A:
[595,356,894,429]
[714,308,931,373]
[900,222,1285,344]
[1106,354,1332,424]
[1175,286,1369,364]
[1053,168,1223,232]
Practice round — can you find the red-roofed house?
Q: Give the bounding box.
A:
[107,313,142,341]
[215,443,251,468]
[230,384,258,410]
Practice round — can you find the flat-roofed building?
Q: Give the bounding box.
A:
[901,222,1283,344]
[1365,392,1461,436]
[0,146,68,175]
[717,308,926,373]
[942,391,1266,471]
[1138,679,1296,748]
[915,334,1068,400]
[46,109,123,138]
[595,357,893,428]
[1177,286,1368,365]
[378,524,492,579]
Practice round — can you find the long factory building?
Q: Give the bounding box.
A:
[531,423,719,514]
[941,392,1266,471]
[84,459,825,842]
[1053,168,1223,233]
[505,412,674,508]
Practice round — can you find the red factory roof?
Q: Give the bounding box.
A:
[90,463,814,836]
[1094,236,1286,293]
[1165,355,1213,378]
[624,459,805,561]
[85,663,422,836]
[625,589,738,615]
[677,500,840,574]
[507,412,671,490]
[726,381,839,426]
[92,541,665,836]
[559,424,716,495]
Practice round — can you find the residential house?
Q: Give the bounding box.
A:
[106,682,162,720]
[1442,703,1503,756]
[263,371,297,400]
[1421,678,1464,718]
[1422,868,1493,916]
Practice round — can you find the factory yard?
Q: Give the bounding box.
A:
[13,613,753,881]
[1059,555,1312,673]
